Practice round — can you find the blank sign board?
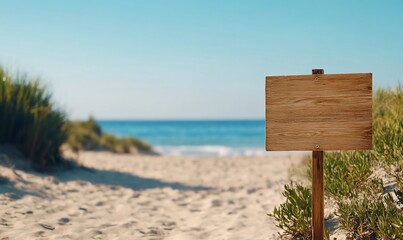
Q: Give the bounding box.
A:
[265,73,372,151]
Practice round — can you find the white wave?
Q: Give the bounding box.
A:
[155,145,301,157]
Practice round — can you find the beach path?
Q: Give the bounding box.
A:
[0,152,304,240]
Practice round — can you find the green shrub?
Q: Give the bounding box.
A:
[100,134,134,154]
[66,118,154,154]
[373,86,403,183]
[306,151,382,199]
[337,194,403,239]
[120,136,153,152]
[66,117,101,152]
[269,183,312,239]
[0,66,67,169]
[100,134,152,153]
[269,183,330,239]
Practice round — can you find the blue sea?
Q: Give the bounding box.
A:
[99,120,268,156]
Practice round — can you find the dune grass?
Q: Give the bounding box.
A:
[1,66,155,170]
[0,66,67,170]
[270,86,403,239]
[66,117,154,154]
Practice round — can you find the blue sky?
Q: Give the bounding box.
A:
[0,1,402,119]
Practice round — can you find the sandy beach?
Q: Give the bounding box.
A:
[0,151,305,240]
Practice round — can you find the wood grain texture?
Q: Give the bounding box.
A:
[312,151,324,240]
[265,73,372,151]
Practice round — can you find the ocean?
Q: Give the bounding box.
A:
[99,120,269,156]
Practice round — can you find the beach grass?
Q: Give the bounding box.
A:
[0,66,155,170]
[0,66,67,170]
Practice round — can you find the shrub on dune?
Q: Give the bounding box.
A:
[66,118,154,154]
[373,86,403,182]
[269,183,313,239]
[98,132,153,153]
[66,117,101,152]
[0,66,67,169]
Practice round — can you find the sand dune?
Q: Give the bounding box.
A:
[0,151,305,240]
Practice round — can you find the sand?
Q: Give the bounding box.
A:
[0,151,306,240]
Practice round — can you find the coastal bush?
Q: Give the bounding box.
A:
[269,183,330,239]
[66,118,153,154]
[373,86,403,183]
[270,183,312,239]
[100,134,153,153]
[306,151,382,199]
[0,66,67,169]
[66,117,101,152]
[337,194,403,239]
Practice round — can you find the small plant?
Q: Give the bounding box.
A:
[337,194,403,240]
[269,183,312,239]
[269,183,330,239]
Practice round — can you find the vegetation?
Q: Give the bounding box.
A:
[337,195,403,240]
[308,151,383,200]
[66,117,154,154]
[0,66,67,170]
[373,86,403,182]
[0,66,155,170]
[269,183,312,239]
[270,86,403,239]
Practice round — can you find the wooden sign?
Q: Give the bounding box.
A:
[265,69,372,240]
[265,72,372,151]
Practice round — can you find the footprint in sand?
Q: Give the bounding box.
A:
[122,220,138,228]
[34,231,46,237]
[177,202,188,207]
[90,230,103,239]
[66,189,79,193]
[0,218,10,227]
[138,200,151,206]
[98,223,116,229]
[79,207,88,212]
[58,217,70,225]
[227,210,237,215]
[159,220,176,230]
[39,223,55,230]
[211,199,222,207]
[139,227,166,237]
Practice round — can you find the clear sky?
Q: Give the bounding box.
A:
[0,1,402,120]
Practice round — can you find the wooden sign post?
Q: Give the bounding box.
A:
[311,69,324,240]
[265,69,372,239]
